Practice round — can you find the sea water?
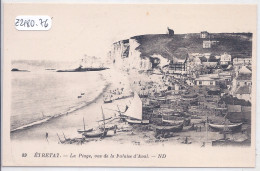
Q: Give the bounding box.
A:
[11,62,108,131]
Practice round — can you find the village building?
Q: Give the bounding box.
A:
[195,76,216,86]
[233,57,252,66]
[218,71,232,82]
[231,71,252,99]
[202,40,219,49]
[234,73,252,87]
[203,41,212,48]
[202,62,218,68]
[186,78,195,86]
[234,85,251,102]
[220,53,232,65]
[236,65,252,75]
[168,59,187,75]
[200,31,209,38]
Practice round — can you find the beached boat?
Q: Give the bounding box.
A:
[104,98,112,103]
[124,92,150,125]
[209,122,242,132]
[77,128,93,134]
[162,117,191,126]
[83,130,108,138]
[155,123,183,134]
[212,138,250,146]
[83,106,108,138]
[77,117,93,134]
[125,118,149,125]
[162,118,183,124]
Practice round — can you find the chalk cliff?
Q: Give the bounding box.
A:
[108,38,153,72]
[107,33,252,72]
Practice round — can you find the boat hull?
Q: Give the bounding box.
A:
[212,139,250,146]
[83,130,107,138]
[77,128,93,134]
[162,118,190,126]
[104,100,112,103]
[155,123,184,134]
[126,118,150,125]
[209,123,243,132]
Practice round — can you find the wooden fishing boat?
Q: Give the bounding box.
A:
[77,117,93,134]
[162,118,183,125]
[83,129,108,138]
[125,118,149,125]
[77,128,93,134]
[162,118,191,126]
[83,106,108,138]
[209,122,242,132]
[104,99,112,103]
[155,123,183,134]
[103,96,112,103]
[212,138,250,146]
[124,92,150,125]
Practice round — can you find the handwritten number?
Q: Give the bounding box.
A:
[15,19,19,26]
[31,20,35,27]
[39,19,49,28]
[44,19,48,28]
[16,17,50,30]
[20,19,23,26]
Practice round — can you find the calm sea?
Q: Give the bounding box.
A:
[11,60,108,131]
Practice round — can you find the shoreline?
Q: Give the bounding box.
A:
[10,70,112,138]
[10,69,250,147]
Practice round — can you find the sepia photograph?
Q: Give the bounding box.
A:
[2,3,257,167]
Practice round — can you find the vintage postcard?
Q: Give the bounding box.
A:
[2,3,257,167]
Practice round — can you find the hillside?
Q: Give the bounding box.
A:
[131,33,252,60]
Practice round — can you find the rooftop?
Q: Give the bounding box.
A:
[236,73,252,80]
[235,85,251,94]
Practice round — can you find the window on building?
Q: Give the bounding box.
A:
[210,81,213,85]
[199,81,202,85]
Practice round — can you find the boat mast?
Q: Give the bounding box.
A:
[83,117,86,131]
[101,106,105,129]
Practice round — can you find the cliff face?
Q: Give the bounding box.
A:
[108,33,252,72]
[108,38,152,71]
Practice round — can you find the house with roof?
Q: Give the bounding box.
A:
[234,85,251,102]
[233,57,252,66]
[220,53,232,65]
[168,59,187,75]
[203,41,212,48]
[231,71,252,101]
[200,31,209,38]
[195,76,216,86]
[234,73,252,87]
[236,65,252,75]
[218,71,232,82]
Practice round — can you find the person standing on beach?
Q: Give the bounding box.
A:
[45,132,49,143]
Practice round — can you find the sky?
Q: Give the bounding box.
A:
[4,4,257,61]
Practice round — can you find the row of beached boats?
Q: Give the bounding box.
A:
[73,92,243,142]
